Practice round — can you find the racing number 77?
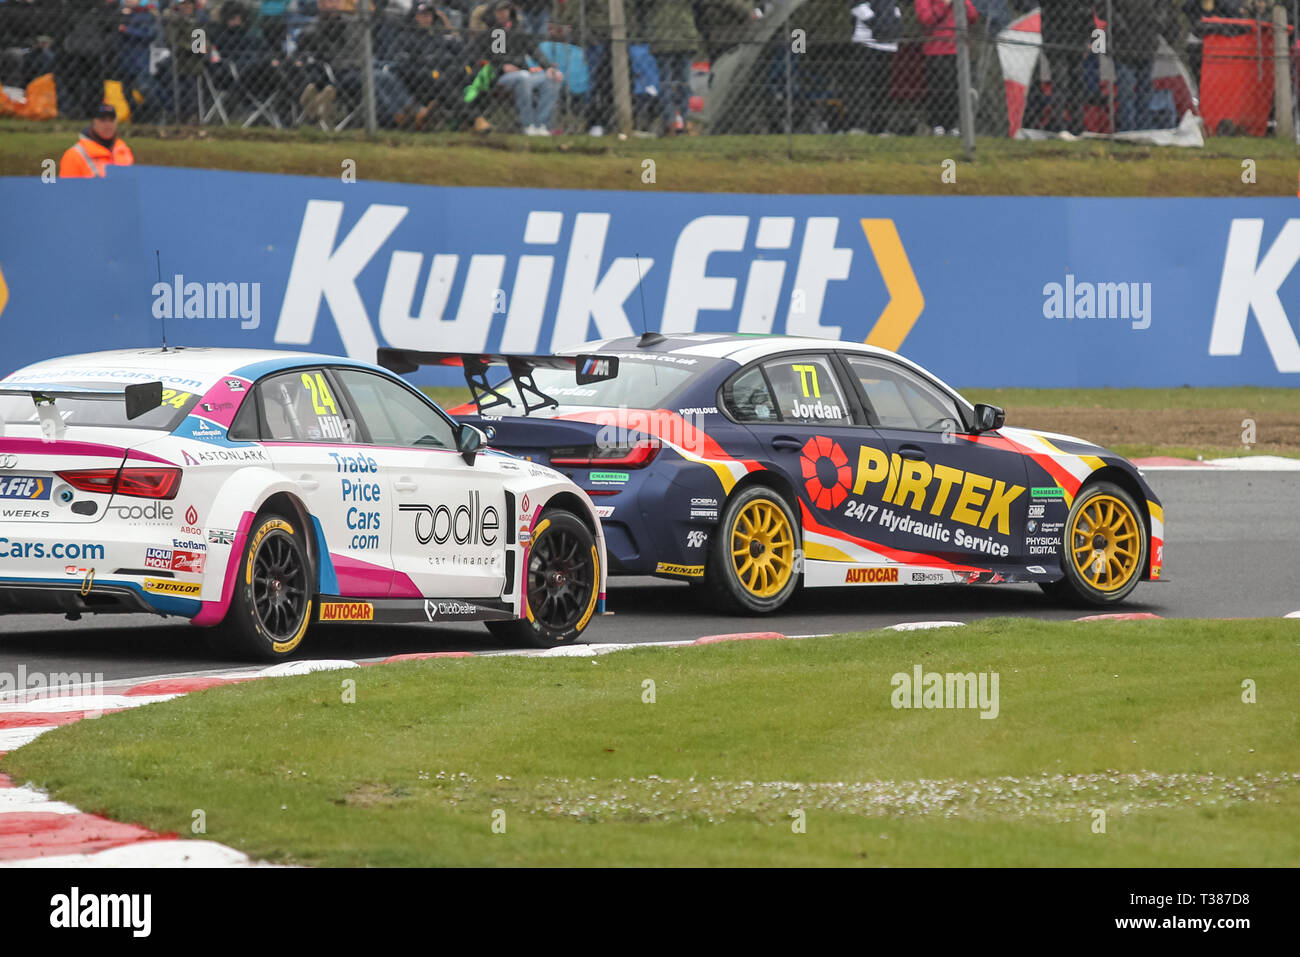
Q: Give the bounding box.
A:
[792,364,821,398]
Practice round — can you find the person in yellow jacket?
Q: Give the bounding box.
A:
[59,103,135,179]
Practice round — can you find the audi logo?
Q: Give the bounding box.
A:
[0,454,16,469]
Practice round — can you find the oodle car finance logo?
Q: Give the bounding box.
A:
[801,435,1025,536]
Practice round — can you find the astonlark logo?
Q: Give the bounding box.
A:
[50,887,151,937]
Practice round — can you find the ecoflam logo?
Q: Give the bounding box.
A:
[272,201,924,358]
[1211,218,1300,373]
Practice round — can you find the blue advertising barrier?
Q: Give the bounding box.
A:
[1,166,1298,387]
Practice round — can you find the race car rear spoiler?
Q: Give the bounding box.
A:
[376,349,619,416]
[0,380,163,438]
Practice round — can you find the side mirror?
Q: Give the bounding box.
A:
[972,403,1005,433]
[457,424,485,465]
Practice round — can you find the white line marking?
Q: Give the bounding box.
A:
[0,785,82,815]
[0,840,276,868]
[0,726,60,750]
[0,694,177,713]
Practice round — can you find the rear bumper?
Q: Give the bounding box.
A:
[0,576,199,617]
[0,518,216,618]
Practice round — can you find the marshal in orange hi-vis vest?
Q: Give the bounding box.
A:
[59,135,134,179]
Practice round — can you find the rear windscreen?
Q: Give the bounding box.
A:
[0,381,200,431]
[488,357,717,411]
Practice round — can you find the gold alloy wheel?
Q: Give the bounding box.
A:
[729,498,795,598]
[1069,494,1141,592]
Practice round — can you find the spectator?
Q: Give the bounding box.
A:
[647,0,698,136]
[1040,0,1096,134]
[22,34,56,87]
[850,2,902,134]
[210,2,281,109]
[59,0,119,119]
[474,0,563,135]
[116,0,161,121]
[294,0,412,127]
[163,0,207,122]
[915,0,978,135]
[695,0,755,62]
[59,101,135,177]
[389,1,465,129]
[515,0,549,39]
[1111,0,1172,131]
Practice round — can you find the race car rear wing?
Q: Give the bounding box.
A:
[0,380,163,438]
[376,349,619,416]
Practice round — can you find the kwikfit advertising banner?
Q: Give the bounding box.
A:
[1,166,1297,387]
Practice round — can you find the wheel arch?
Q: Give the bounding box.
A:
[1078,465,1153,580]
[258,490,319,589]
[727,468,801,519]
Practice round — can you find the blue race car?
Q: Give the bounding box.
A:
[381,333,1164,616]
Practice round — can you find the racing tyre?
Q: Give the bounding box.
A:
[1043,481,1148,606]
[217,512,315,660]
[705,485,801,615]
[486,509,600,648]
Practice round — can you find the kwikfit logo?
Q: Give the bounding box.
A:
[273,202,923,357]
[152,274,260,330]
[1210,218,1300,373]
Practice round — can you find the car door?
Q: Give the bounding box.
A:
[236,366,394,597]
[722,353,895,575]
[841,354,1030,570]
[331,367,506,601]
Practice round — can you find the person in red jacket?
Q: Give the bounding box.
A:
[915,0,978,134]
[59,103,135,178]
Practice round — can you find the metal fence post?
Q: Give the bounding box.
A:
[1274,4,1295,141]
[1106,0,1116,139]
[609,0,633,135]
[784,4,793,158]
[167,7,181,126]
[359,0,378,133]
[954,0,975,158]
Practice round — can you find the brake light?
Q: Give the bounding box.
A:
[57,467,182,500]
[550,440,661,469]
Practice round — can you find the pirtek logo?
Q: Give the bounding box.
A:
[320,601,374,621]
[806,436,1025,535]
[274,205,924,359]
[845,567,899,584]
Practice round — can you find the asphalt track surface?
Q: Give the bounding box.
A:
[1,471,1295,683]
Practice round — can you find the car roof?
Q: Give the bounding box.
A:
[3,347,387,392]
[561,334,973,409]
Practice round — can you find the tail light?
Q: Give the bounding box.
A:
[550,439,661,469]
[57,467,182,500]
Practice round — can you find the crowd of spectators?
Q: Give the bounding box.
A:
[0,0,1295,136]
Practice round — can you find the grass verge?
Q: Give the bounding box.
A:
[3,119,1298,196]
[4,618,1297,866]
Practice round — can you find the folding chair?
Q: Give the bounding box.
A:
[319,61,360,131]
[229,61,285,128]
[197,68,230,125]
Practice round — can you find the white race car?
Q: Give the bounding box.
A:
[0,348,607,659]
